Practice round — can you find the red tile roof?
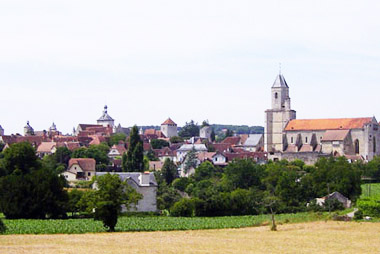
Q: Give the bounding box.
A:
[322,130,350,141]
[221,136,241,145]
[285,117,373,131]
[68,158,96,172]
[161,118,176,125]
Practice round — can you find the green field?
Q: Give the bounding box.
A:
[2,212,326,235]
[361,183,380,198]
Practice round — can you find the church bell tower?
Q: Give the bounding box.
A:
[264,74,296,153]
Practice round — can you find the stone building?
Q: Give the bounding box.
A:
[0,125,4,136]
[95,172,158,212]
[200,125,212,141]
[264,74,380,163]
[160,118,177,138]
[97,105,115,128]
[24,121,34,136]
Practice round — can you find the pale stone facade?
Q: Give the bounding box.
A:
[264,74,380,163]
[161,118,178,138]
[264,74,296,153]
[200,126,212,141]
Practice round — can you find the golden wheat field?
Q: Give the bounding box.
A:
[0,221,379,254]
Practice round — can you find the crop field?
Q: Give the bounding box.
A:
[0,221,379,254]
[361,183,380,198]
[2,212,326,234]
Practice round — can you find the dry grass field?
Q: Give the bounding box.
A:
[0,221,379,254]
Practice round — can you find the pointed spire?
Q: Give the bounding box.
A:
[272,74,288,88]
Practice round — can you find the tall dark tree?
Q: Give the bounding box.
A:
[124,126,144,172]
[0,142,68,219]
[184,148,198,174]
[161,158,178,185]
[210,129,216,142]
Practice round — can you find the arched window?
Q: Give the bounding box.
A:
[291,137,293,143]
[305,137,308,143]
[275,92,278,99]
[373,137,376,153]
[355,139,359,154]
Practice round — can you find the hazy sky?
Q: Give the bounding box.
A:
[1,0,380,134]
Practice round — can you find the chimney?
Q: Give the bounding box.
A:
[139,172,150,186]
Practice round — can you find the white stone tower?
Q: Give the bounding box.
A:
[264,74,296,153]
[97,105,115,128]
[161,118,178,138]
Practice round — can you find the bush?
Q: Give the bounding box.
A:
[357,197,380,217]
[0,218,6,234]
[354,209,363,220]
[170,198,197,217]
[172,177,191,192]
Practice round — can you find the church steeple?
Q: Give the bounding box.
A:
[271,74,290,110]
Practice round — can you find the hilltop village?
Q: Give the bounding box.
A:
[1,74,379,172]
[0,74,376,217]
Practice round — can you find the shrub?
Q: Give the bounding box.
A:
[354,209,363,220]
[357,197,380,217]
[170,198,197,217]
[0,218,6,234]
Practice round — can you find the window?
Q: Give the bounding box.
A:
[305,137,308,143]
[275,92,278,99]
[374,137,376,153]
[88,172,91,176]
[355,139,359,154]
[291,137,294,143]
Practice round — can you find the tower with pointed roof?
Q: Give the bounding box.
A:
[0,125,4,136]
[97,105,115,128]
[161,118,177,138]
[265,74,296,153]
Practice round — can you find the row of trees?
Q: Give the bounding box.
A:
[156,157,363,217]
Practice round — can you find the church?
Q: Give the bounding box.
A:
[264,74,380,164]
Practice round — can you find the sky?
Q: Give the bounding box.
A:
[1,0,380,135]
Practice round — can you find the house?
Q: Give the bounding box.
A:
[316,192,352,208]
[154,146,177,162]
[63,158,96,181]
[95,172,158,212]
[149,161,164,171]
[177,143,208,162]
[36,142,57,157]
[197,151,227,166]
[108,144,127,159]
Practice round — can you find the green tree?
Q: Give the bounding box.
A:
[151,139,169,149]
[178,120,200,138]
[0,143,68,219]
[169,136,184,144]
[161,158,178,185]
[184,148,198,174]
[222,159,265,190]
[124,126,144,172]
[109,133,127,146]
[92,174,142,232]
[210,129,216,142]
[67,189,85,217]
[193,161,219,182]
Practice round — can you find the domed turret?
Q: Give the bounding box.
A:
[24,121,34,136]
[97,105,115,128]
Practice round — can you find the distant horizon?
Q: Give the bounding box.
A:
[2,1,380,134]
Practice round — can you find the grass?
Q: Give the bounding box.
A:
[361,183,380,198]
[1,212,327,235]
[0,221,380,254]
